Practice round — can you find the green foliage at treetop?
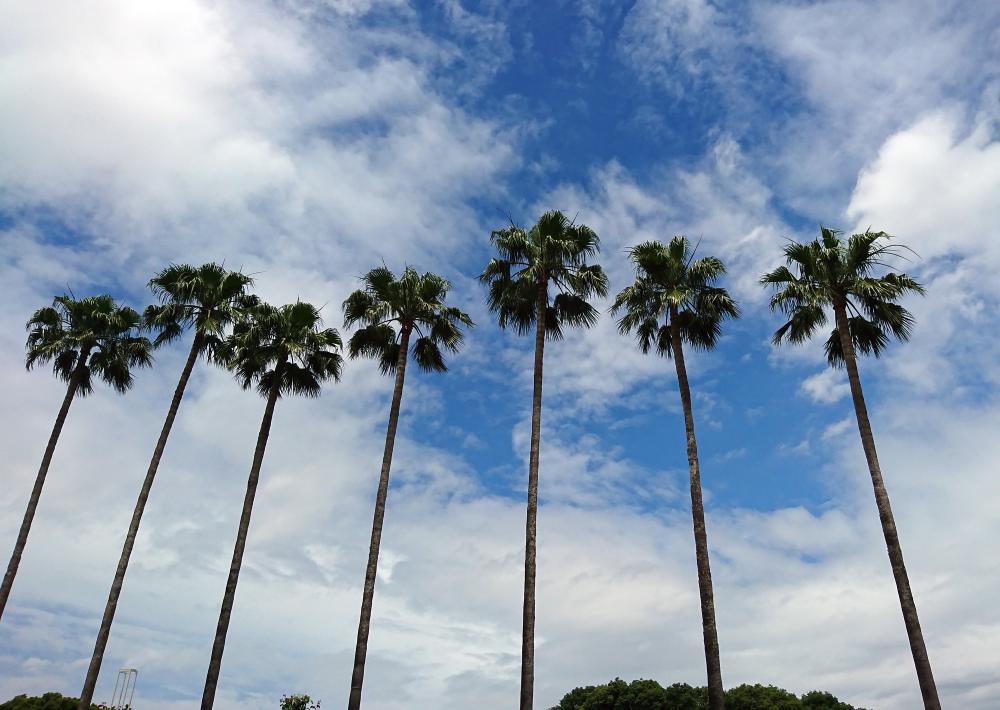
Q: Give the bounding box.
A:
[550,679,869,710]
[280,694,321,710]
[0,694,101,710]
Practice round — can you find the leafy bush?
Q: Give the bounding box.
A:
[550,679,869,710]
[0,694,100,710]
[800,691,863,710]
[280,694,321,710]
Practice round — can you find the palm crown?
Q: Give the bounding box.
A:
[480,210,608,339]
[143,263,254,356]
[343,266,473,373]
[760,227,925,365]
[612,237,739,355]
[223,300,343,398]
[26,294,152,395]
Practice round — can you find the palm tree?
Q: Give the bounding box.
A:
[479,210,607,710]
[343,266,473,710]
[201,300,343,709]
[78,264,253,708]
[611,237,738,710]
[1,295,151,621]
[761,227,939,709]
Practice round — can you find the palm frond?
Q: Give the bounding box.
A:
[427,315,465,353]
[412,337,447,372]
[489,224,534,265]
[765,226,925,361]
[633,316,661,354]
[222,299,342,397]
[278,362,323,398]
[146,262,253,346]
[824,316,890,367]
[485,268,539,335]
[346,264,472,375]
[26,294,151,395]
[552,293,599,332]
[771,304,827,346]
[679,287,739,349]
[615,236,737,355]
[483,210,604,339]
[348,324,399,374]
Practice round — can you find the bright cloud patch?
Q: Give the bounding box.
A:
[848,110,1000,264]
[800,369,850,405]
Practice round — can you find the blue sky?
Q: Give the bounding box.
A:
[1,1,999,709]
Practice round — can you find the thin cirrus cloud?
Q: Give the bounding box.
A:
[1,1,999,709]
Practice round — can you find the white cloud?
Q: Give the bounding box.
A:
[619,0,729,92]
[619,0,1000,220]
[751,0,999,216]
[846,109,1000,394]
[822,417,853,441]
[801,369,850,405]
[848,110,1000,264]
[0,0,520,293]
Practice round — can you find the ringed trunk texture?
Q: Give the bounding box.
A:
[670,309,725,710]
[79,333,203,708]
[519,278,547,710]
[833,300,940,709]
[201,359,283,710]
[0,346,90,621]
[347,327,411,710]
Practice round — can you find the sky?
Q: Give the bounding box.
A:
[1,1,999,708]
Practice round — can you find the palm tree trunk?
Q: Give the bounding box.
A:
[670,309,724,710]
[833,300,940,709]
[519,279,547,710]
[78,332,203,708]
[348,327,411,710]
[201,358,284,710]
[0,346,90,621]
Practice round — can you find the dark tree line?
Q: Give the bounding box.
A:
[550,678,869,710]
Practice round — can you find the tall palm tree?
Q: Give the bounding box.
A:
[78,264,253,708]
[479,210,607,710]
[1,295,151,621]
[761,227,938,709]
[611,237,738,710]
[343,266,473,710]
[201,300,343,710]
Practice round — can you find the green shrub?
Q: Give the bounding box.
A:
[280,694,320,710]
[550,679,869,710]
[725,684,800,710]
[0,693,100,710]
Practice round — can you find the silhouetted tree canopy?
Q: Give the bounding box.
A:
[549,679,868,710]
[0,694,99,710]
[280,694,321,710]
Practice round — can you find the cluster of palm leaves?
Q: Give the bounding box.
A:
[3,215,939,710]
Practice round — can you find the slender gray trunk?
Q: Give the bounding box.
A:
[201,356,284,710]
[347,328,411,710]
[79,333,203,708]
[669,308,724,710]
[519,278,547,710]
[833,299,940,709]
[1,346,91,621]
